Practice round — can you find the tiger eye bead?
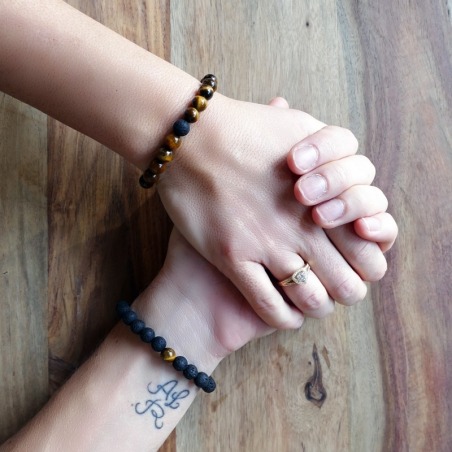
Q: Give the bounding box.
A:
[161,348,177,362]
[157,148,174,163]
[201,74,216,83]
[192,95,208,112]
[184,107,200,123]
[199,84,214,100]
[139,169,158,188]
[200,77,217,91]
[164,133,181,150]
[150,160,167,174]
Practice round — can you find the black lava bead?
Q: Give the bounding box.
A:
[194,372,209,389]
[203,377,216,393]
[122,310,137,325]
[151,336,167,352]
[183,364,198,380]
[130,319,145,334]
[140,327,155,343]
[173,356,188,371]
[116,301,130,316]
[173,119,190,137]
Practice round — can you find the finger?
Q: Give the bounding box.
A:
[287,125,359,175]
[268,96,290,108]
[266,252,335,319]
[294,155,376,206]
[354,212,399,252]
[293,226,368,307]
[326,224,388,282]
[230,261,305,329]
[312,185,388,228]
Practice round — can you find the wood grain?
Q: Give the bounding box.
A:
[171,0,452,450]
[0,0,451,450]
[0,96,48,441]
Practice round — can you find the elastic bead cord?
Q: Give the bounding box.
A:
[139,74,218,189]
[116,301,216,393]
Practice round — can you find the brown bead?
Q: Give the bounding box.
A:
[192,95,208,112]
[139,168,158,188]
[161,348,177,362]
[184,107,199,123]
[164,133,181,150]
[201,77,217,92]
[199,84,214,100]
[157,148,174,163]
[150,160,167,174]
[201,74,216,83]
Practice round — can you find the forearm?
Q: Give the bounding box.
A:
[0,0,201,169]
[2,279,222,452]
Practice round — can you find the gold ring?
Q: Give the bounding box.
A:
[278,263,310,287]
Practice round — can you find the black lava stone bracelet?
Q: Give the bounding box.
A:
[139,74,218,189]
[116,301,216,393]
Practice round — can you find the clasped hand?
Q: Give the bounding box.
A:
[157,95,397,328]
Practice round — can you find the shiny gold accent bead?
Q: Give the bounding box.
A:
[184,107,200,123]
[164,133,181,150]
[192,95,207,112]
[161,348,177,362]
[157,148,174,163]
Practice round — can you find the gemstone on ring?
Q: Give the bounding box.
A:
[278,263,311,287]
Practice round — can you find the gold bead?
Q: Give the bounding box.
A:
[192,95,207,112]
[164,133,181,150]
[161,348,177,362]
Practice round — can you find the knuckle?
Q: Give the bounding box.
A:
[364,257,388,282]
[359,155,376,180]
[351,240,377,264]
[334,274,367,305]
[301,290,326,312]
[328,125,359,152]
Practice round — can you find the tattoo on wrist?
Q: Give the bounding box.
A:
[134,380,190,429]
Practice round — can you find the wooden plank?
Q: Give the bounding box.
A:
[46,0,171,383]
[170,0,452,450]
[347,1,452,450]
[0,95,48,442]
[46,1,175,450]
[1,0,451,450]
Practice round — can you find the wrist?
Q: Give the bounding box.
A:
[131,275,225,376]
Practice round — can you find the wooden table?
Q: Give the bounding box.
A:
[1,1,451,450]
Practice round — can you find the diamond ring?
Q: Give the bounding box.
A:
[278,263,311,287]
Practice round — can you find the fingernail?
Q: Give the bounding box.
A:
[362,217,381,232]
[298,174,327,201]
[316,199,345,222]
[293,144,319,172]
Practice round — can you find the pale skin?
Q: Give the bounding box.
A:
[0,1,397,328]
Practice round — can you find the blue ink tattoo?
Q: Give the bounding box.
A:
[134,380,190,429]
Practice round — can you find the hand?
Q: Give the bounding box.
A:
[157,94,385,327]
[136,228,273,361]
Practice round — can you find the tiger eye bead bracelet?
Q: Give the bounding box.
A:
[116,301,217,393]
[139,74,218,189]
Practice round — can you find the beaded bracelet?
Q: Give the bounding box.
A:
[116,301,216,393]
[139,74,218,189]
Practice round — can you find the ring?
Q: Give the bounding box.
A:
[278,263,311,287]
